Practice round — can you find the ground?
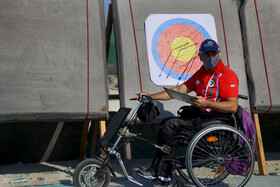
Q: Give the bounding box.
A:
[0,158,279,186]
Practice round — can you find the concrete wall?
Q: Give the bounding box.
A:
[112,0,250,120]
[0,0,108,122]
[0,0,108,164]
[240,0,280,113]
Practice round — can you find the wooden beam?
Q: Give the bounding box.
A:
[79,120,91,161]
[252,113,268,175]
[99,120,106,137]
[89,121,99,157]
[109,94,119,100]
[41,122,64,162]
[99,120,107,157]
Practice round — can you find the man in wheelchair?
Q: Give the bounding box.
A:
[135,39,240,182]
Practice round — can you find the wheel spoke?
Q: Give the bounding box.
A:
[186,125,254,187]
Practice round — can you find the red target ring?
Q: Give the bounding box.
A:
[158,24,204,75]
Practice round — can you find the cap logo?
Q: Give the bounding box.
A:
[204,41,214,47]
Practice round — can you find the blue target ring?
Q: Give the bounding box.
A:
[152,18,212,80]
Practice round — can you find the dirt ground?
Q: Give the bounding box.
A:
[0,160,78,186]
[0,156,279,187]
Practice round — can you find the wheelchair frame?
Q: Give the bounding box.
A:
[73,95,255,187]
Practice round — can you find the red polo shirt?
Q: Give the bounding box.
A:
[184,59,239,111]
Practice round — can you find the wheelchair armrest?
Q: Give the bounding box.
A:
[238,94,248,100]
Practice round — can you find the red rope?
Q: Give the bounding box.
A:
[128,0,143,92]
[218,0,230,68]
[254,0,272,114]
[85,0,90,120]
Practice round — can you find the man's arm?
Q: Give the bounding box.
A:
[191,97,238,113]
[135,84,191,100]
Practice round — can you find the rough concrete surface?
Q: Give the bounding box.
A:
[0,0,108,121]
[0,158,279,187]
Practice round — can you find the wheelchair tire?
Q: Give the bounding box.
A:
[186,124,254,187]
[176,120,228,184]
[74,158,111,187]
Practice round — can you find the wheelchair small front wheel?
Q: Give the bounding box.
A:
[186,125,254,187]
[74,158,111,187]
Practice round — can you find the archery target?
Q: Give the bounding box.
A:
[145,14,218,85]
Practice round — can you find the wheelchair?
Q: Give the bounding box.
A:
[73,95,255,187]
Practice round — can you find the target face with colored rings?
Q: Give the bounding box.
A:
[145,14,218,85]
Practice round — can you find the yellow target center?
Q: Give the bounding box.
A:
[171,37,196,62]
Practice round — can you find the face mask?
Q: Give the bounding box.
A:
[201,55,219,70]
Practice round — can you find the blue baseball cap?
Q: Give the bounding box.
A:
[199,39,220,55]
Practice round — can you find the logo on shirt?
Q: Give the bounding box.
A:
[196,80,200,85]
[230,84,235,87]
[209,80,215,87]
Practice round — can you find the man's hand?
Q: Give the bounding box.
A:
[191,96,208,108]
[131,84,191,101]
[132,92,151,100]
[191,96,238,113]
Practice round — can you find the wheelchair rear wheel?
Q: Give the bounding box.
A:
[186,125,254,187]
